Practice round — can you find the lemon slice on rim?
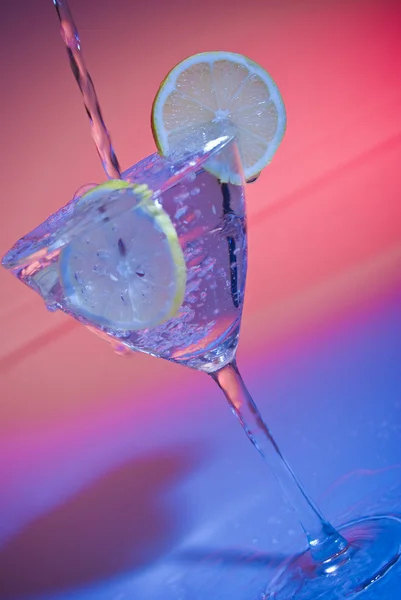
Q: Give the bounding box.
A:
[59,181,187,331]
[151,51,286,183]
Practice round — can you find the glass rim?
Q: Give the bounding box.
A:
[2,123,243,270]
[123,121,241,197]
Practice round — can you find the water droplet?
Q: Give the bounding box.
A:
[73,183,98,200]
[114,344,131,357]
[186,278,201,293]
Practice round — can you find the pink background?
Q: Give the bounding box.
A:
[0,0,400,598]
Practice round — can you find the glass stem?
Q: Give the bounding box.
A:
[210,359,349,564]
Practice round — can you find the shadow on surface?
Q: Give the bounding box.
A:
[179,547,288,569]
[0,446,199,599]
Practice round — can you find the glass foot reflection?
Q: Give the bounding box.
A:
[265,516,401,599]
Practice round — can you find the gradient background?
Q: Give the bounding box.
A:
[0,0,401,598]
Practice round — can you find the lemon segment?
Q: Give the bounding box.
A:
[59,181,186,331]
[152,51,286,183]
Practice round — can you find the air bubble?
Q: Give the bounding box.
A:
[186,278,201,293]
[45,302,58,312]
[174,205,189,220]
[183,172,196,183]
[174,191,190,202]
[93,264,107,275]
[190,187,200,196]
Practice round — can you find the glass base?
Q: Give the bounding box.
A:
[264,516,401,599]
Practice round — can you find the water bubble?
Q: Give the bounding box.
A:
[190,187,201,196]
[45,302,58,312]
[174,191,190,203]
[174,205,189,220]
[183,172,196,183]
[199,256,216,275]
[93,264,107,275]
[114,330,132,340]
[150,162,164,174]
[186,278,201,293]
[180,306,195,322]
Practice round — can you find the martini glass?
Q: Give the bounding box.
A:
[2,129,246,373]
[3,1,401,598]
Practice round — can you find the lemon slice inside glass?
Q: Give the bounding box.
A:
[151,51,286,183]
[59,181,187,331]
